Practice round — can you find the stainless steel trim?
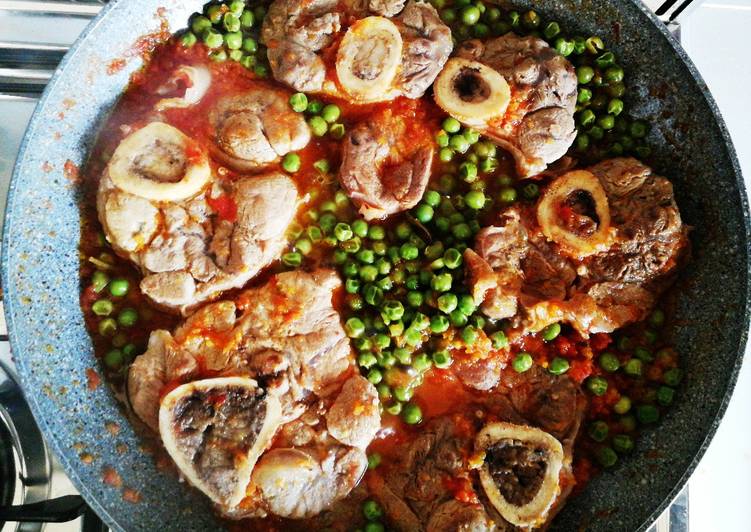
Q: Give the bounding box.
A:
[0,1,101,17]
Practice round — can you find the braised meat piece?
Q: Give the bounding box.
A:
[262,0,451,102]
[128,269,352,429]
[262,0,341,93]
[98,122,299,314]
[464,209,528,320]
[396,1,453,98]
[339,110,433,220]
[130,270,380,520]
[435,34,577,177]
[465,159,687,335]
[372,369,584,531]
[209,88,311,171]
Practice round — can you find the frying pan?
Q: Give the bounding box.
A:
[2,0,747,530]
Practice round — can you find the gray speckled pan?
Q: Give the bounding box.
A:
[1,0,747,530]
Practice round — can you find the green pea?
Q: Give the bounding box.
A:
[208,49,228,62]
[109,278,129,297]
[461,5,481,24]
[522,9,540,28]
[579,109,596,127]
[359,352,378,369]
[432,350,452,369]
[508,10,520,28]
[117,308,138,327]
[442,117,461,133]
[334,223,353,242]
[541,322,561,341]
[548,357,570,375]
[223,12,241,32]
[413,203,434,223]
[402,291,421,309]
[321,104,341,123]
[412,353,432,372]
[577,88,593,105]
[191,15,212,35]
[463,128,480,145]
[377,383,392,401]
[449,134,470,153]
[596,446,618,468]
[308,116,328,137]
[430,315,450,335]
[458,162,477,183]
[488,331,507,350]
[543,21,561,39]
[589,125,605,140]
[279,152,301,173]
[461,325,478,345]
[240,9,254,28]
[608,98,624,116]
[398,243,418,261]
[436,131,450,147]
[588,420,609,442]
[367,453,381,469]
[598,114,616,130]
[295,237,313,255]
[363,284,384,306]
[586,376,608,396]
[575,134,590,152]
[92,299,114,317]
[604,65,624,83]
[499,187,518,203]
[329,123,346,139]
[599,352,620,373]
[402,403,423,425]
[179,31,198,47]
[613,434,634,454]
[345,317,365,338]
[239,55,256,69]
[449,309,468,327]
[657,385,675,406]
[104,349,124,369]
[227,49,243,62]
[307,100,324,114]
[439,249,460,270]
[648,309,665,328]
[282,252,302,267]
[555,37,574,56]
[613,396,632,414]
[289,93,308,112]
[91,270,109,293]
[636,404,660,424]
[98,318,117,337]
[451,223,472,241]
[203,28,224,49]
[464,190,486,210]
[577,66,595,84]
[513,352,534,373]
[663,368,683,387]
[345,278,361,294]
[493,21,512,36]
[522,183,540,200]
[362,499,383,521]
[595,51,615,68]
[360,265,378,282]
[367,368,383,384]
[436,293,458,313]
[431,273,452,293]
[623,358,643,377]
[383,301,405,321]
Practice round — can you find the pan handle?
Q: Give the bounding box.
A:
[0,494,87,523]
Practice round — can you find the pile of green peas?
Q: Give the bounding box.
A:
[182,1,270,76]
[330,187,518,423]
[583,308,682,468]
[432,1,652,162]
[509,322,565,375]
[287,92,347,141]
[87,252,142,373]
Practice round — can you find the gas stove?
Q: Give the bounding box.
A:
[0,0,698,530]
